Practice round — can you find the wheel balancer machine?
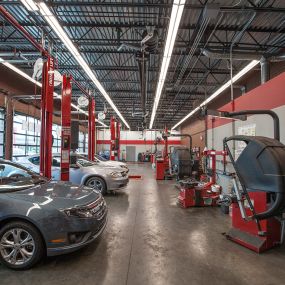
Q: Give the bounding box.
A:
[156,129,194,180]
[212,109,285,253]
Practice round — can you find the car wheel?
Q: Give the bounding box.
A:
[85,177,107,195]
[0,221,44,270]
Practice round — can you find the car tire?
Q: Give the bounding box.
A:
[85,176,107,195]
[0,221,44,270]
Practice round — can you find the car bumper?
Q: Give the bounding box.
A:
[46,214,108,257]
[107,177,129,191]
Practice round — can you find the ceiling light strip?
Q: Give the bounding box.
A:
[171,60,260,130]
[33,1,129,129]
[149,0,186,129]
[0,58,107,127]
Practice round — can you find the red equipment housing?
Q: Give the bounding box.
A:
[228,192,281,253]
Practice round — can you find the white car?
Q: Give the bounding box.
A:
[93,154,129,173]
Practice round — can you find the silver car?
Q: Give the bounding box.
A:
[15,153,129,195]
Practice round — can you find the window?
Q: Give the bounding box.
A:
[13,113,61,159]
[78,131,88,153]
[52,124,61,153]
[0,109,4,158]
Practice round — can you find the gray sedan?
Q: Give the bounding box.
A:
[16,153,129,195]
[0,159,107,270]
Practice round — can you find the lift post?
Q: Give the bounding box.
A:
[60,75,72,181]
[88,98,96,161]
[110,116,120,161]
[40,56,55,178]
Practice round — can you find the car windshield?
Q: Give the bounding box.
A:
[0,161,48,192]
[71,155,96,167]
[95,154,107,162]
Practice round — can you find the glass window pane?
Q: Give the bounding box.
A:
[13,145,25,156]
[13,134,26,145]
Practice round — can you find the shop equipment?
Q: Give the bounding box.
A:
[212,109,285,253]
[156,129,194,180]
[177,149,225,208]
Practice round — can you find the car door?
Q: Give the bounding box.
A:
[51,156,61,180]
[69,155,83,185]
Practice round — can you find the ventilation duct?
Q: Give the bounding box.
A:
[174,4,219,88]
[202,48,261,61]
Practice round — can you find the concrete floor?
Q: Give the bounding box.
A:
[1,163,285,285]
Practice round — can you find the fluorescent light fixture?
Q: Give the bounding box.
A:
[171,60,260,130]
[20,0,39,11]
[0,58,107,127]
[32,2,129,129]
[149,0,186,129]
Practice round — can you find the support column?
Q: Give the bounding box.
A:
[40,56,55,178]
[60,75,72,181]
[4,97,13,160]
[88,98,95,161]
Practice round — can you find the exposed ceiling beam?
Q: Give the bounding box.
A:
[2,21,284,34]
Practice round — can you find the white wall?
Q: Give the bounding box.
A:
[97,129,181,161]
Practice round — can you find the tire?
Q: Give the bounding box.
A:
[220,205,229,215]
[85,176,107,195]
[0,221,44,270]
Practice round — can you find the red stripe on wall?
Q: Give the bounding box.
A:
[207,72,285,129]
[96,139,181,145]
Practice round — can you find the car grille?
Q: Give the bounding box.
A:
[121,171,128,177]
[89,215,107,238]
[86,197,107,220]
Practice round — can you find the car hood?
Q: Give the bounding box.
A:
[101,160,126,168]
[6,180,101,209]
[82,164,123,174]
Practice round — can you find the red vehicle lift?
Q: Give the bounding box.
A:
[0,7,55,178]
[73,80,96,162]
[39,56,55,179]
[88,98,96,161]
[110,116,120,161]
[60,75,72,181]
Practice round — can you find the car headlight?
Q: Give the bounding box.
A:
[120,165,128,169]
[110,171,122,178]
[63,208,94,218]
